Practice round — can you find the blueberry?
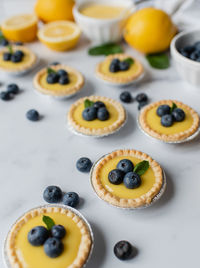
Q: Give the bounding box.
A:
[93,101,105,109]
[44,237,64,258]
[112,59,120,65]
[183,45,195,54]
[11,53,22,63]
[119,61,130,71]
[120,91,132,103]
[136,93,148,103]
[7,83,19,94]
[57,69,68,77]
[63,192,79,208]
[97,107,109,121]
[0,91,12,101]
[58,75,69,85]
[51,225,66,239]
[1,38,9,46]
[46,73,59,84]
[15,50,24,58]
[50,62,60,66]
[108,169,124,185]
[3,52,11,61]
[117,159,134,174]
[194,41,200,51]
[109,59,120,73]
[138,101,148,110]
[26,109,40,121]
[179,48,189,58]
[123,172,141,189]
[15,42,23,46]
[76,157,92,172]
[82,107,97,121]
[190,51,200,61]
[43,185,62,203]
[114,241,133,260]
[28,226,49,246]
[156,105,171,117]
[172,108,185,122]
[161,114,173,127]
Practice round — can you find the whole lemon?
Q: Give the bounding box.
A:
[124,7,177,54]
[35,0,75,23]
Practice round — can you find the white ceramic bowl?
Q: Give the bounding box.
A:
[171,29,200,88]
[73,0,135,44]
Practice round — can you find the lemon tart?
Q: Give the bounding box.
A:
[68,96,126,136]
[34,64,84,97]
[0,45,37,73]
[5,205,93,268]
[139,100,200,142]
[96,54,143,85]
[91,149,164,208]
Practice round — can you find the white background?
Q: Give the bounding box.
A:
[0,1,200,268]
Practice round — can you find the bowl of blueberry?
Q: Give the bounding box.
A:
[170,29,200,88]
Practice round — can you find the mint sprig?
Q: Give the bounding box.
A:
[170,102,177,113]
[42,215,55,230]
[88,43,123,56]
[84,99,94,108]
[47,67,56,74]
[123,57,134,66]
[7,44,13,54]
[134,160,149,176]
[146,53,169,69]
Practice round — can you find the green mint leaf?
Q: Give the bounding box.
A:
[170,102,177,113]
[42,215,55,230]
[7,44,13,54]
[84,99,94,108]
[146,53,170,69]
[88,43,123,56]
[123,57,134,66]
[134,160,149,176]
[47,67,56,74]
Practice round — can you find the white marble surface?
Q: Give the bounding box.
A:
[1,2,200,268]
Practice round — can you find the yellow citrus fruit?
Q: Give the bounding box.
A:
[124,8,177,54]
[35,0,75,23]
[38,21,81,51]
[1,14,38,42]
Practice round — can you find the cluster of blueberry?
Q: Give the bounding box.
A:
[108,159,143,189]
[0,83,20,101]
[43,185,80,208]
[120,91,148,110]
[46,68,70,85]
[28,222,66,258]
[3,49,25,63]
[109,58,130,72]
[157,104,185,127]
[179,41,200,62]
[82,101,110,121]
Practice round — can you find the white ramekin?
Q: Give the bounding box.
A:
[171,29,200,88]
[73,0,135,44]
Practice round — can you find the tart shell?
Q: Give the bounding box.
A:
[139,100,200,142]
[91,149,164,208]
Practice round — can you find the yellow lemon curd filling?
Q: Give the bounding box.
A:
[15,212,81,268]
[100,58,141,78]
[39,72,78,91]
[99,156,155,199]
[73,101,119,129]
[146,106,194,134]
[0,51,31,69]
[80,4,125,19]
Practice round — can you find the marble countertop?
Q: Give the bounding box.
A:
[1,5,200,268]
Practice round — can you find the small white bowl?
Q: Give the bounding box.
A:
[73,0,135,44]
[171,29,200,88]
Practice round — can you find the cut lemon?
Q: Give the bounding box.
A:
[38,21,81,51]
[1,14,38,42]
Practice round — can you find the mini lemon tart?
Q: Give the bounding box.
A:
[5,205,93,268]
[68,96,126,136]
[139,100,200,142]
[33,64,84,97]
[96,54,143,85]
[0,45,37,73]
[91,149,164,208]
